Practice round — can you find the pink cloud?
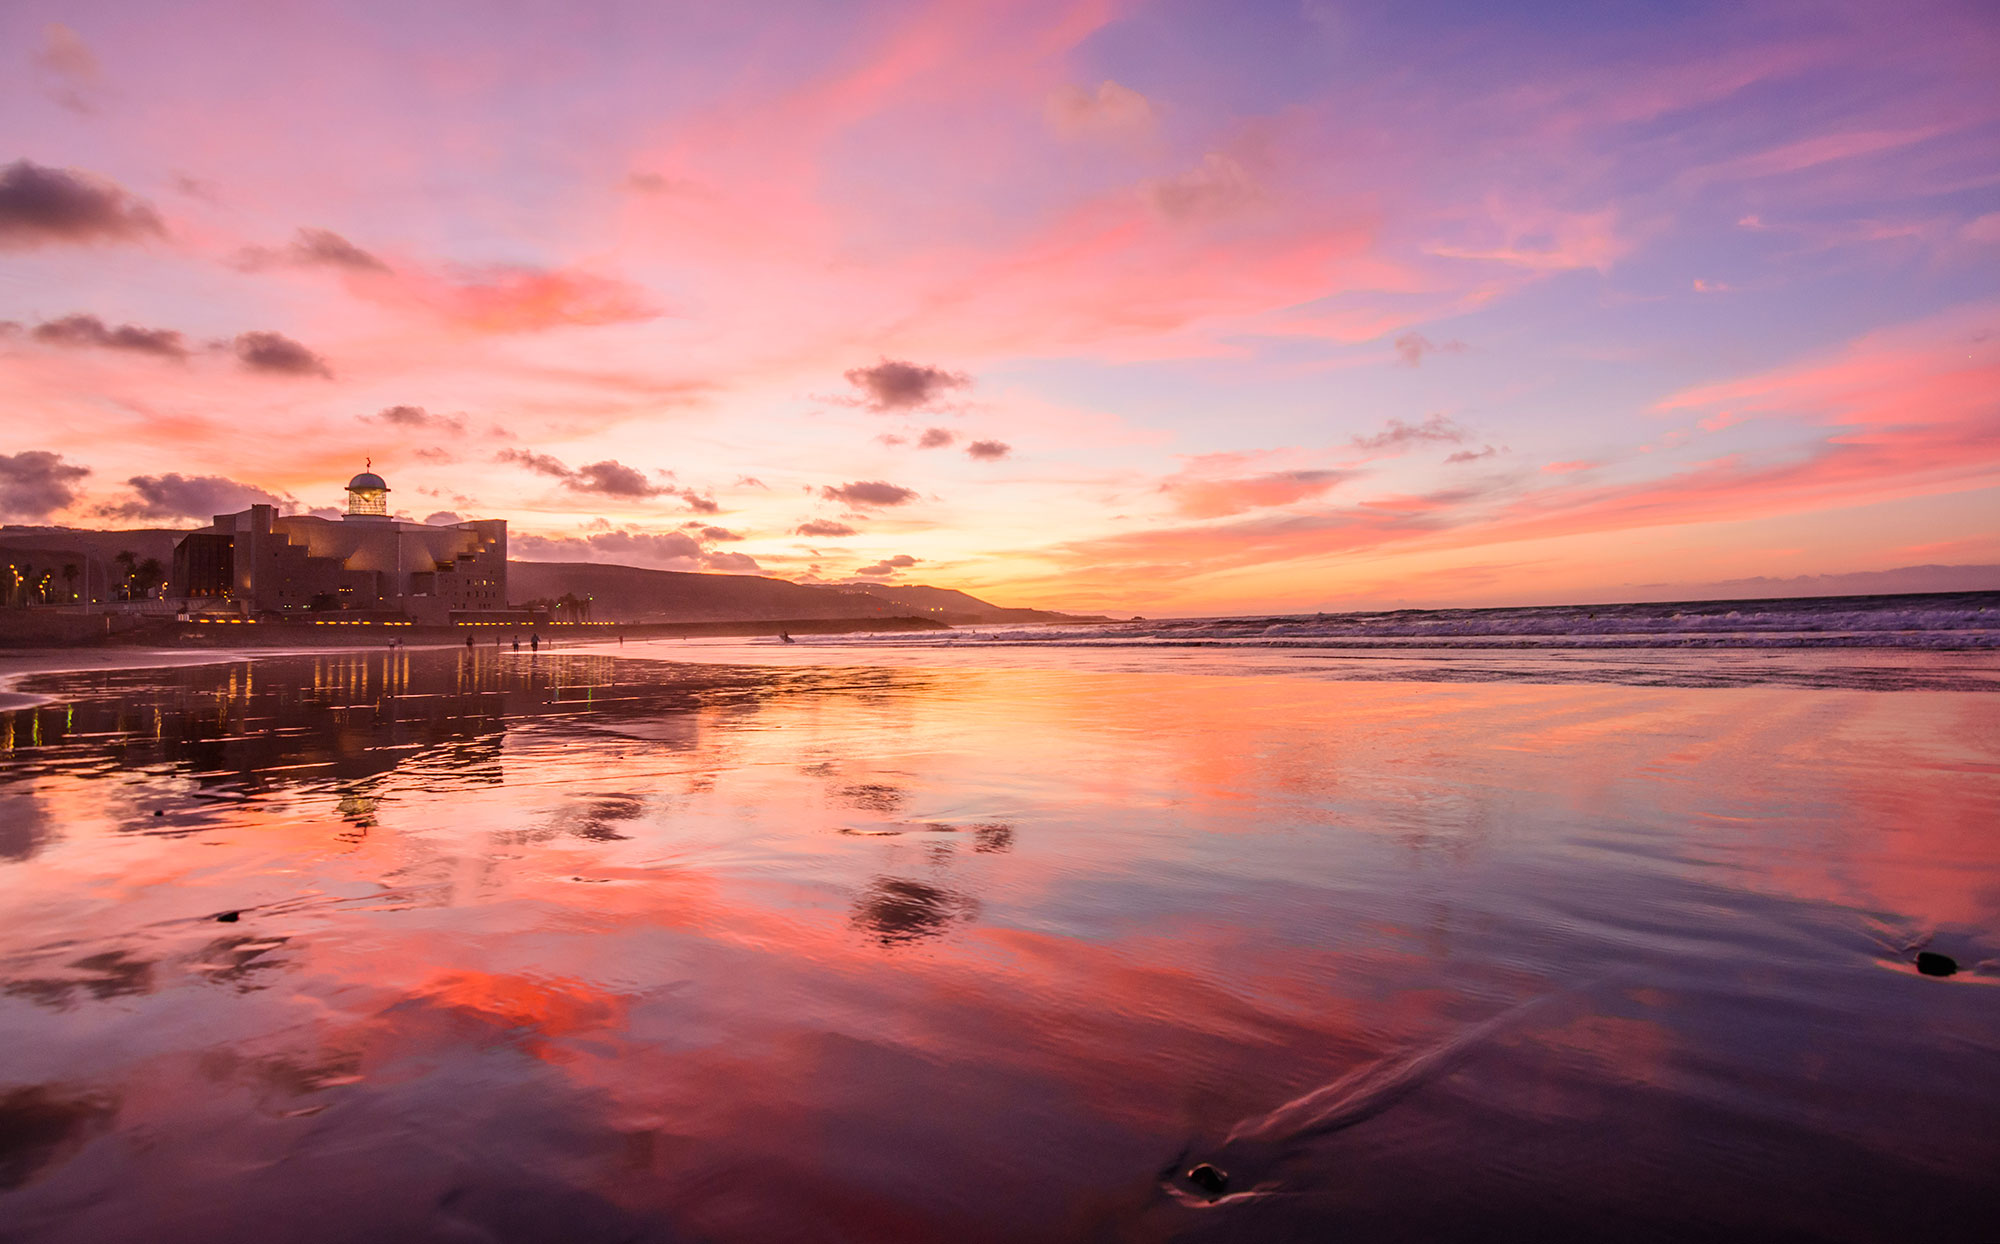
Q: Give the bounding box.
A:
[354,264,659,334]
[1027,309,2000,589]
[1657,303,2000,431]
[1044,80,1155,138]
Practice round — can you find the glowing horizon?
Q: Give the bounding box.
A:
[2,0,1996,614]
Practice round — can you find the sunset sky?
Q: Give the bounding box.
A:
[2,0,1996,614]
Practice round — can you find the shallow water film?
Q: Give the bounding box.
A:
[2,644,1997,1243]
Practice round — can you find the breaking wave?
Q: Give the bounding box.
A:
[868,591,2000,652]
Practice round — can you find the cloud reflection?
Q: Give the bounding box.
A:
[849,877,979,947]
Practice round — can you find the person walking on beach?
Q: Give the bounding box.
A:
[531,632,540,653]
[465,634,473,651]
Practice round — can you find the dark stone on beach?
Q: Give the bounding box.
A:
[1916,951,1957,977]
[1186,1163,1228,1196]
[215,911,240,923]
[153,810,163,816]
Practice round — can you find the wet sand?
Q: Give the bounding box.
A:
[0,639,623,710]
[0,648,261,711]
[1,645,1995,1242]
[0,645,446,711]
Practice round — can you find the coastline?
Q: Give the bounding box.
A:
[0,647,279,710]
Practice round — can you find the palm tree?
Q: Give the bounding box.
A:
[135,557,166,599]
[61,562,80,604]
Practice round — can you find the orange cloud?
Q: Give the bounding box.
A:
[1162,468,1356,518]
[364,264,660,334]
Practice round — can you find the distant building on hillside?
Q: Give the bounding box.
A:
[171,468,508,622]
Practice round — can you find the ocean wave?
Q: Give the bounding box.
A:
[858,591,2000,652]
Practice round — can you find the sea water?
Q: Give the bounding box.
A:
[1,597,1996,1242]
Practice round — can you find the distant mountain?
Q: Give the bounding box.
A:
[509,561,886,621]
[509,560,1100,624]
[842,582,1100,624]
[0,526,186,567]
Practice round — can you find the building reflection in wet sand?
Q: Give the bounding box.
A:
[0,647,1996,1243]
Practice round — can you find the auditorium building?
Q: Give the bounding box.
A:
[172,469,508,622]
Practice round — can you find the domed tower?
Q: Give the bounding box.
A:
[345,464,391,520]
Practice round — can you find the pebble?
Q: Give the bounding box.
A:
[1185,1163,1229,1196]
[1915,951,1957,977]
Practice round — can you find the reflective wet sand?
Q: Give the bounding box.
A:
[2,646,1996,1242]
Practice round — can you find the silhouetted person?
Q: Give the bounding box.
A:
[512,637,520,651]
[465,634,474,651]
[531,633,540,652]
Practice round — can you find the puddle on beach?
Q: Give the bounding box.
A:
[1,646,1997,1242]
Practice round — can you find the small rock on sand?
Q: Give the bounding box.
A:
[1186,1163,1228,1196]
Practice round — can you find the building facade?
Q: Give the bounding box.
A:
[172,470,507,622]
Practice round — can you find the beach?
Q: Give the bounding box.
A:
[1,637,1996,1242]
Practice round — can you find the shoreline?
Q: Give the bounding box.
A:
[0,613,952,653]
[0,647,307,710]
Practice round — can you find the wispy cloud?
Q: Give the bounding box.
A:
[1444,445,1499,464]
[852,553,919,578]
[796,519,859,537]
[1162,468,1355,519]
[236,226,391,274]
[1352,414,1466,451]
[1045,80,1155,138]
[32,24,102,114]
[494,449,726,510]
[1393,332,1467,367]
[367,404,465,432]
